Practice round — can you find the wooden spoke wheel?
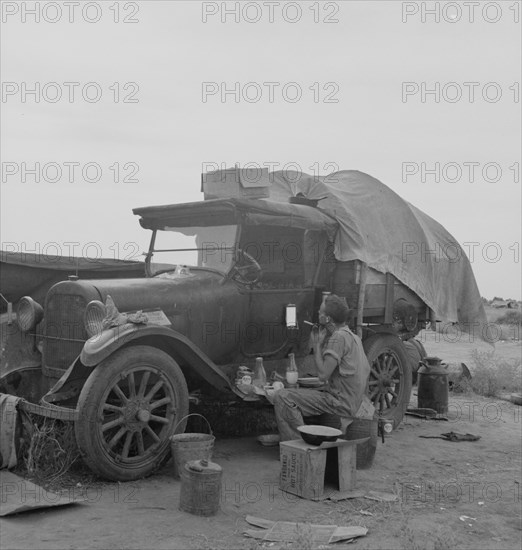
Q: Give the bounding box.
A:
[75,346,189,481]
[363,334,412,428]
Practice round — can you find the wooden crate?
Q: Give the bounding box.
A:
[201,167,270,200]
[279,439,361,500]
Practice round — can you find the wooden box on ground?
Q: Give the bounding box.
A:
[279,438,367,500]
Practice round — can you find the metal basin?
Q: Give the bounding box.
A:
[297,425,342,445]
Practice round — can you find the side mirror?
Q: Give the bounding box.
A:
[286,304,297,328]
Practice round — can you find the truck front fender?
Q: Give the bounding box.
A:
[81,324,233,394]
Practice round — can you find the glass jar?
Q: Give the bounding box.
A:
[286,353,299,385]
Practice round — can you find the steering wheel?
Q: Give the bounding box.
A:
[230,249,262,285]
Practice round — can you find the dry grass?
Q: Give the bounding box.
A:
[291,523,315,550]
[244,523,316,550]
[16,413,84,490]
[432,305,521,343]
[461,349,522,397]
[486,306,521,341]
[391,511,456,550]
[496,309,522,329]
[403,525,455,550]
[435,320,519,343]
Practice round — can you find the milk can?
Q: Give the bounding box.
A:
[417,356,449,414]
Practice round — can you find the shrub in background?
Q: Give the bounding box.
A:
[467,349,522,397]
[496,309,522,328]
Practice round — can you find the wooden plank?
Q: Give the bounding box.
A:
[280,438,366,451]
[304,449,327,499]
[384,273,395,324]
[19,400,79,421]
[337,444,356,492]
[356,261,368,338]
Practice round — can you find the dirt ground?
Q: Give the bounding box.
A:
[1,333,521,550]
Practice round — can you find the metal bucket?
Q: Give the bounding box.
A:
[170,414,215,479]
[179,458,222,516]
[345,417,378,469]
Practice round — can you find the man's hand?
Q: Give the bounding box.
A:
[310,324,321,347]
[310,324,328,347]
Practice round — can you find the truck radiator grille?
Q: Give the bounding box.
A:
[43,294,87,371]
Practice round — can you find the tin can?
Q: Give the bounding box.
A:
[236,374,252,387]
[236,365,253,387]
[179,459,222,516]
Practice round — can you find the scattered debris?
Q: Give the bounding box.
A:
[510,393,522,406]
[0,470,83,516]
[363,490,399,502]
[419,432,481,442]
[459,515,476,526]
[406,408,448,420]
[327,489,398,503]
[445,362,472,391]
[244,516,367,544]
[102,295,148,328]
[406,407,438,418]
[327,489,365,501]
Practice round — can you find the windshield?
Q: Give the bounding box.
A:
[147,225,238,276]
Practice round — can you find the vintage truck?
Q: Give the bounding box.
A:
[0,169,487,481]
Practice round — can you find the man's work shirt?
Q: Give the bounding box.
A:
[321,326,371,417]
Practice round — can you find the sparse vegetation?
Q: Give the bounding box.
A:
[463,349,522,397]
[292,523,314,550]
[392,514,456,550]
[496,309,522,328]
[15,413,83,490]
[483,304,521,341]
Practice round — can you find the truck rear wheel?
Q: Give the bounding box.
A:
[75,346,189,481]
[363,334,412,428]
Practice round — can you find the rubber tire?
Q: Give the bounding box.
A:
[75,346,189,481]
[363,334,412,429]
[404,338,427,385]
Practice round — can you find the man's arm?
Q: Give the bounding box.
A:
[314,347,338,382]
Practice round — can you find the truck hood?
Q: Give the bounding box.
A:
[62,269,226,314]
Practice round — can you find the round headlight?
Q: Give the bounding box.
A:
[84,300,107,338]
[17,296,44,332]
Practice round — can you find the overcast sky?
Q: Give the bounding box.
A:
[1,0,521,299]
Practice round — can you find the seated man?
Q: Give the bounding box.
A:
[273,295,371,441]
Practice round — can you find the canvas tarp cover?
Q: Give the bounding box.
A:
[0,252,145,307]
[266,170,489,341]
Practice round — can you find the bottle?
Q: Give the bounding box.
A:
[253,357,267,387]
[286,353,299,386]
